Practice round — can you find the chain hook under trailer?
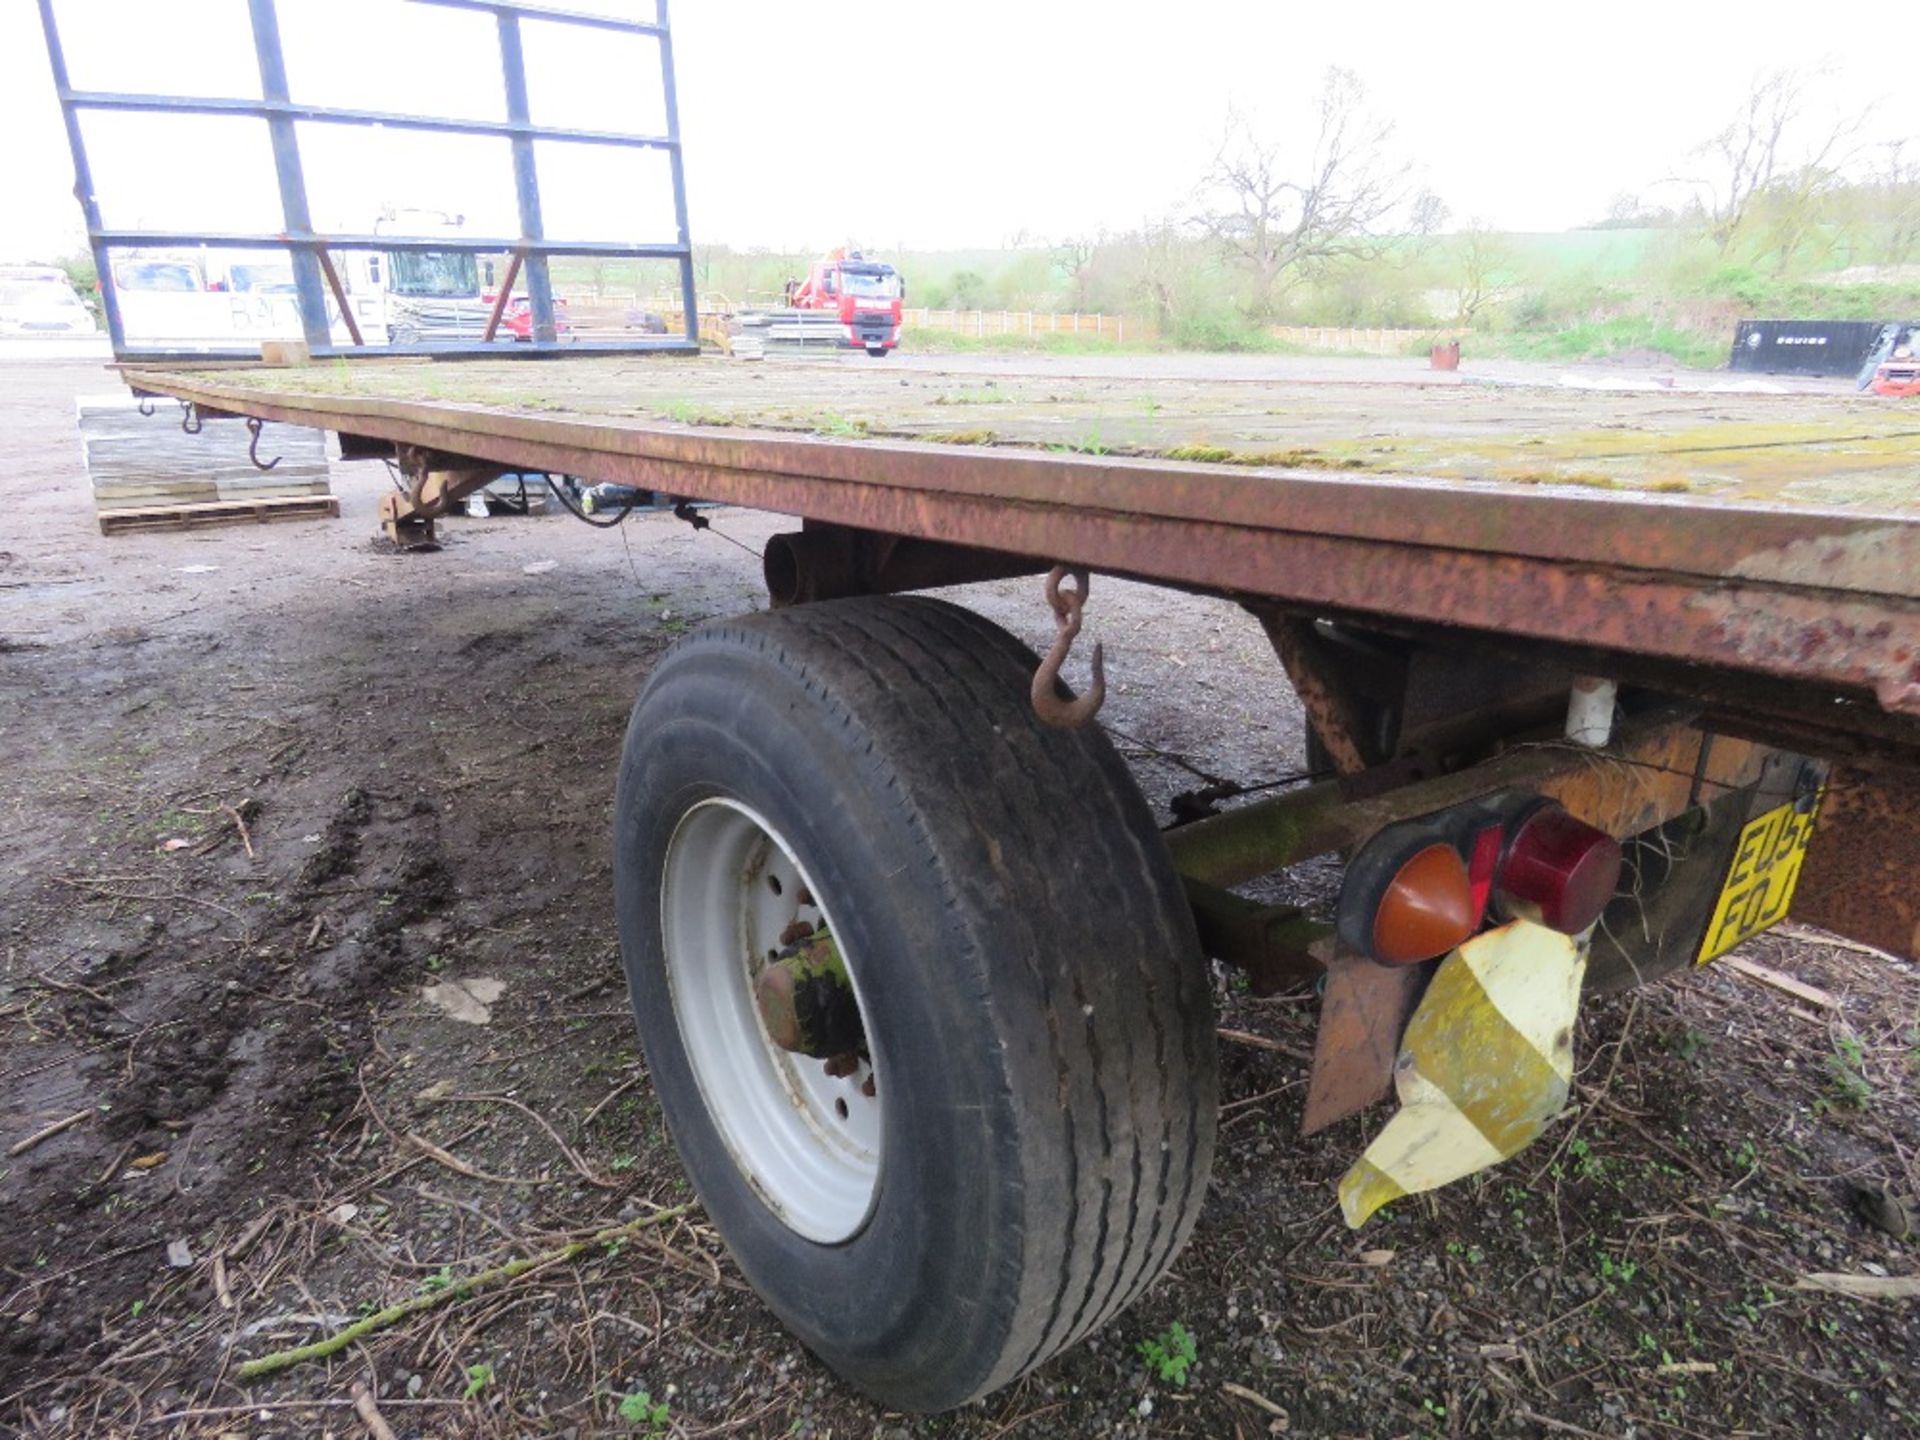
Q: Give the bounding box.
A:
[245,417,281,472]
[1031,566,1106,730]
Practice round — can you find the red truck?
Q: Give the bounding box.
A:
[752,247,904,355]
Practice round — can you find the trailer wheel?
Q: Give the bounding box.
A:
[614,596,1216,1412]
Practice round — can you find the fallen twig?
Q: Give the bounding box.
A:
[234,1202,695,1379]
[8,1108,91,1157]
[1510,1405,1611,1439]
[53,876,244,924]
[1792,1273,1920,1300]
[1720,955,1836,1010]
[96,1138,136,1186]
[352,1380,397,1440]
[1221,1379,1291,1420]
[581,1073,644,1130]
[405,1131,551,1188]
[437,1091,614,1188]
[1218,1027,1314,1063]
[221,802,257,860]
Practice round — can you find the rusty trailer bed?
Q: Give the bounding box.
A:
[118,356,1920,760]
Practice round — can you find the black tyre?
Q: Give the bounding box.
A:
[865,344,889,357]
[613,597,1216,1411]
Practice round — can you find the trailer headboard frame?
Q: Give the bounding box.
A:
[34,0,702,361]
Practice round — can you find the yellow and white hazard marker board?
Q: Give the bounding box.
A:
[1339,920,1583,1228]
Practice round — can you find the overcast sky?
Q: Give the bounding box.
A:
[3,0,1909,263]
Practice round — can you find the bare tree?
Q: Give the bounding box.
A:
[1677,69,1864,258]
[1130,217,1190,335]
[1408,190,1450,241]
[1055,235,1099,312]
[1868,141,1920,267]
[1196,69,1411,317]
[1452,220,1515,325]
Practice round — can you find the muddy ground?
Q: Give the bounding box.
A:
[1,355,1914,1439]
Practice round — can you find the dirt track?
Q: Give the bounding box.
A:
[1,355,1915,1438]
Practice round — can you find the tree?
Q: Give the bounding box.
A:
[1451,221,1515,326]
[1408,191,1450,241]
[947,270,988,309]
[1866,141,1920,267]
[1677,69,1864,260]
[1130,217,1189,336]
[1195,69,1412,318]
[1055,235,1099,312]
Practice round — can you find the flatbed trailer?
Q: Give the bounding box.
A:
[116,352,1920,1411]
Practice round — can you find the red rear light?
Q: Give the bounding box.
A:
[1494,805,1623,935]
[1337,795,1625,966]
[1465,823,1504,928]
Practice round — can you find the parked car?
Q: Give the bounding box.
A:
[0,269,97,335]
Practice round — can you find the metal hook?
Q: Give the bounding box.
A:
[245,417,281,471]
[136,397,155,418]
[1031,565,1106,730]
[179,400,202,435]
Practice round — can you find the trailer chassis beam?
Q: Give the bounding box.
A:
[1164,710,1770,890]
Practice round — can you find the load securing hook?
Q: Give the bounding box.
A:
[245,417,281,471]
[1031,565,1106,730]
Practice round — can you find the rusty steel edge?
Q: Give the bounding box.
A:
[117,367,1920,721]
[119,367,1920,596]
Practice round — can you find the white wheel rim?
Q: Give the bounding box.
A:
[660,798,881,1243]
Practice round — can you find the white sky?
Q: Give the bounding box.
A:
[2,0,1911,262]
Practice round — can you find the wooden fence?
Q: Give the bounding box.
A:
[1267,325,1433,356]
[904,309,1126,342]
[561,295,1131,347]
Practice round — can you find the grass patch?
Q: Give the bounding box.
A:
[1477,318,1728,370]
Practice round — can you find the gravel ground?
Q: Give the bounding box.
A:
[1,353,1914,1439]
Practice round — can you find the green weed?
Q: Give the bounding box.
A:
[618,1391,672,1432]
[1820,1034,1873,1112]
[1597,1251,1639,1286]
[1138,1320,1197,1386]
[419,1266,454,1293]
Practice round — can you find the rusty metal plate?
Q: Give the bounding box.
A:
[1793,764,1920,961]
[1301,951,1428,1135]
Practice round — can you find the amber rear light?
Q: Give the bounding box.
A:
[1369,842,1476,965]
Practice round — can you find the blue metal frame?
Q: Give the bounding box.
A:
[34,0,699,360]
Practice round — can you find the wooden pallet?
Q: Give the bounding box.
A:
[97,495,341,536]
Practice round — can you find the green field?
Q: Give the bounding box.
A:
[542,217,1919,371]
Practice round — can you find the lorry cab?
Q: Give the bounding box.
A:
[787,249,904,355]
[360,214,563,345]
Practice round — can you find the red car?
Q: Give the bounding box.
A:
[491,291,572,342]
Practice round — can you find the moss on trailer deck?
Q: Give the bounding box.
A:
[159,356,1919,508]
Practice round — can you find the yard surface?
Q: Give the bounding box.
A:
[1,352,1915,1439]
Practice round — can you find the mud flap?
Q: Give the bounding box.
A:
[1339,920,1582,1227]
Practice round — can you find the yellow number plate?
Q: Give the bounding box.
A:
[1696,794,1822,965]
